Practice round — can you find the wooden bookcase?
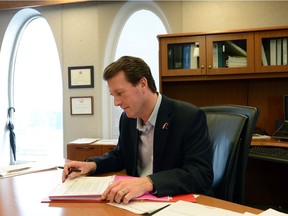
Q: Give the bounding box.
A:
[158,26,288,136]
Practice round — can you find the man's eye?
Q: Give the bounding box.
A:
[116,92,122,97]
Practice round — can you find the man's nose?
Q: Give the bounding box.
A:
[114,97,121,106]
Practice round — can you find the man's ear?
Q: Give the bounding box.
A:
[139,77,148,88]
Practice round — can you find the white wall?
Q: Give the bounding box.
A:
[182,2,288,32]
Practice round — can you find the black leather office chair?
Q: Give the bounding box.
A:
[202,105,259,204]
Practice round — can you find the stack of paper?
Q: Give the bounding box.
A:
[49,175,170,201]
[69,138,101,144]
[0,161,57,178]
[226,56,247,67]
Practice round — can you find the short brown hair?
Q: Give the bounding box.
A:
[103,56,157,93]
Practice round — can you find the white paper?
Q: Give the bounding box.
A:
[0,161,57,178]
[49,176,114,198]
[252,134,271,140]
[259,208,288,216]
[108,202,173,214]
[243,212,258,216]
[152,200,243,216]
[95,139,118,145]
[69,138,101,144]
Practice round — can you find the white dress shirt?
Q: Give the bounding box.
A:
[137,93,162,177]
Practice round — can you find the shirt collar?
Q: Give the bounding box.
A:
[137,93,162,131]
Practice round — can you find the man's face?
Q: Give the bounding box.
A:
[107,71,146,118]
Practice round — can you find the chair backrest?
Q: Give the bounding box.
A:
[202,105,259,204]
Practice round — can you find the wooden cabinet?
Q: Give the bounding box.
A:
[159,35,206,76]
[159,32,254,78]
[206,32,254,75]
[158,26,288,136]
[158,27,288,81]
[67,141,117,161]
[255,29,288,73]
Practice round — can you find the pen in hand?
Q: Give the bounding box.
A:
[58,166,81,175]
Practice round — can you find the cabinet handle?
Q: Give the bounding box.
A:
[75,147,95,150]
[208,65,212,69]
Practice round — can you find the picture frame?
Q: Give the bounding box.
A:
[68,66,94,88]
[70,96,93,115]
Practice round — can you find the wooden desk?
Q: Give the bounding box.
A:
[251,137,288,148]
[0,169,262,216]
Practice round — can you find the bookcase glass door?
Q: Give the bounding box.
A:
[159,35,206,77]
[212,39,247,69]
[168,42,200,70]
[255,29,288,73]
[206,32,254,75]
[261,37,288,67]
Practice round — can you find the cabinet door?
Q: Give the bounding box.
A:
[206,33,254,75]
[255,29,288,73]
[67,144,102,161]
[159,36,206,76]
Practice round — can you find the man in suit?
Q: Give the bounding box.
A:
[62,56,213,204]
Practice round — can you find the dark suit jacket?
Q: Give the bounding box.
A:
[87,95,213,197]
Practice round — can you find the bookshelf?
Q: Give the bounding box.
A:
[161,35,206,76]
[158,26,288,136]
[206,32,254,75]
[255,29,288,73]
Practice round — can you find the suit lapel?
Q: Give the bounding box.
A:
[153,96,173,172]
[130,120,140,176]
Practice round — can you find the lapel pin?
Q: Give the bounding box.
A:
[162,122,169,130]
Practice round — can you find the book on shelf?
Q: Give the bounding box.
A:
[226,40,247,57]
[167,44,174,69]
[168,43,200,70]
[270,39,277,66]
[276,38,282,65]
[217,42,224,67]
[182,43,191,69]
[173,44,183,69]
[182,43,199,69]
[283,38,288,65]
[263,38,288,66]
[224,41,247,68]
[262,44,268,66]
[190,43,199,69]
[213,43,218,68]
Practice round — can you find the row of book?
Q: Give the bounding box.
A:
[213,41,247,68]
[262,38,288,66]
[167,40,248,70]
[167,43,199,70]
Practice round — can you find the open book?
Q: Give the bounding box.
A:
[48,175,171,201]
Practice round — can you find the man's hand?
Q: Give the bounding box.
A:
[101,176,153,204]
[61,161,96,182]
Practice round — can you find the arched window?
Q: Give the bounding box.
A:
[102,4,168,139]
[0,8,63,164]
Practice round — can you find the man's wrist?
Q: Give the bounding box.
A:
[84,161,97,175]
[147,176,157,195]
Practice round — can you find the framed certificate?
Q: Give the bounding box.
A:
[70,96,93,115]
[68,66,94,88]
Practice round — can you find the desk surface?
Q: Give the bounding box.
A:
[0,169,262,216]
[251,137,288,148]
[250,138,288,164]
